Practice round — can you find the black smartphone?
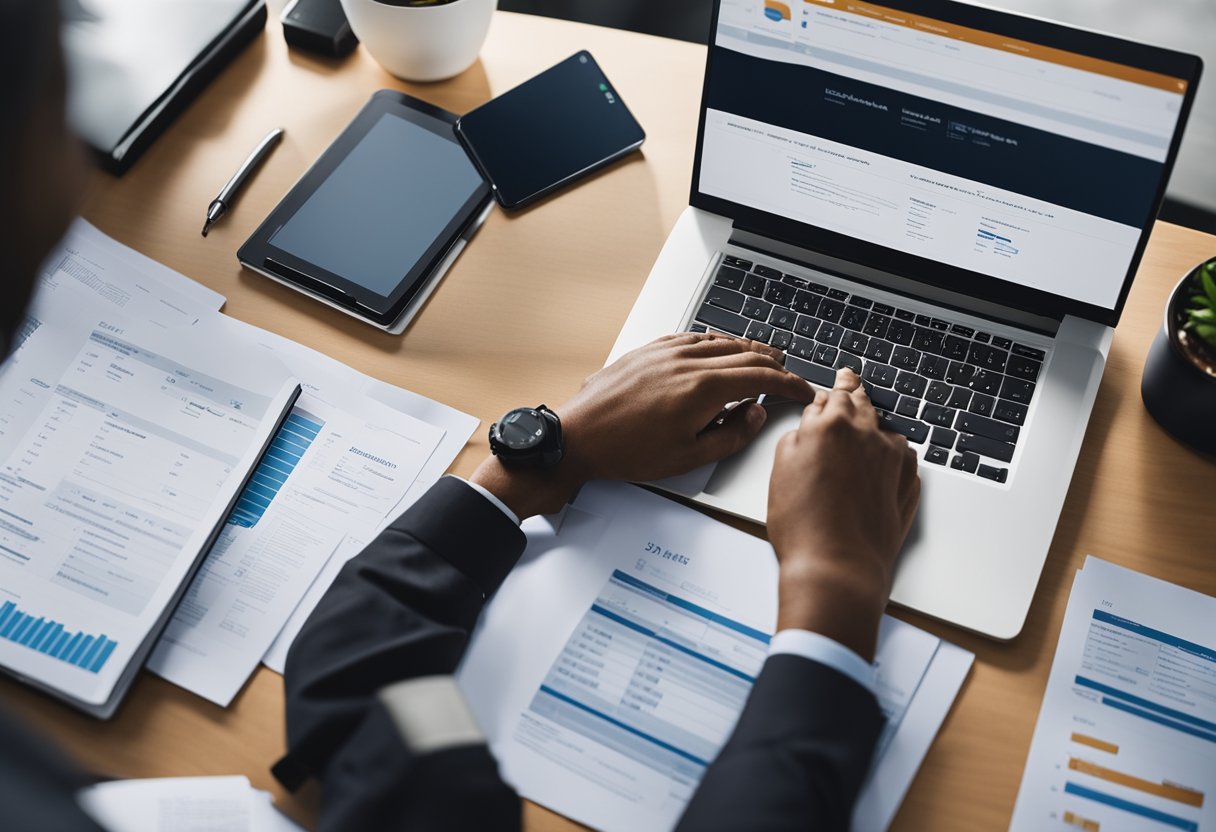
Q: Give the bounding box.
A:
[455,51,645,210]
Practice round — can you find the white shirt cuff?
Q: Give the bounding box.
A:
[458,477,521,526]
[768,629,876,695]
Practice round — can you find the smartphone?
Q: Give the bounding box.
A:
[455,51,645,210]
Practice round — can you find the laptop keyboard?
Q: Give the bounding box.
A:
[689,254,1049,484]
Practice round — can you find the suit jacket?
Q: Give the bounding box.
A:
[0,709,105,832]
[278,477,884,831]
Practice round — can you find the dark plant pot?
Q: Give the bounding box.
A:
[1141,260,1216,456]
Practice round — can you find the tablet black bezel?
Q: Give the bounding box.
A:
[689,0,1203,328]
[238,90,492,327]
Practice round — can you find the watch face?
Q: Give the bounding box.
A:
[498,409,545,451]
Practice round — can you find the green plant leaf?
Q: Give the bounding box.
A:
[1204,265,1216,305]
[1189,307,1216,321]
[1195,322,1216,347]
[1193,294,1214,309]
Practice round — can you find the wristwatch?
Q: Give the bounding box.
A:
[488,404,565,468]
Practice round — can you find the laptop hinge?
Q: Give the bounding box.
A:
[728,226,1063,336]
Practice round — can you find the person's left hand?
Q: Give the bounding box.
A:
[471,332,816,518]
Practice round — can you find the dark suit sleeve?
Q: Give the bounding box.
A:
[676,654,885,832]
[275,476,528,832]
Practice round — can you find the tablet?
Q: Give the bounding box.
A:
[238,90,493,332]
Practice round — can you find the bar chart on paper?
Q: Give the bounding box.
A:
[1011,559,1216,832]
[226,410,323,528]
[0,600,118,673]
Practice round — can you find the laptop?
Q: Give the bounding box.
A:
[608,0,1202,639]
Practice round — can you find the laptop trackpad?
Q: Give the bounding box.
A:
[702,402,804,515]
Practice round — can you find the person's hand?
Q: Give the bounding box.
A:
[471,332,816,519]
[767,368,920,661]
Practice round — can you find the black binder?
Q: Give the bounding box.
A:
[63,0,267,175]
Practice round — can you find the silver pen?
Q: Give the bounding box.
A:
[201,128,285,237]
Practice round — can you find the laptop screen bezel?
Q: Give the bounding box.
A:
[689,0,1203,327]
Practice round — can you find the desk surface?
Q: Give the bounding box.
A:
[3,11,1215,832]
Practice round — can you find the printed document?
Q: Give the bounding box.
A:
[0,297,296,708]
[457,482,972,831]
[78,776,305,832]
[148,396,446,705]
[1010,557,1216,832]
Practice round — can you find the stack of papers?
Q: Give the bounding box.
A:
[457,482,973,832]
[79,776,303,832]
[1010,557,1216,832]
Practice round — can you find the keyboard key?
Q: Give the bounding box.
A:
[913,327,945,354]
[834,352,862,375]
[968,393,995,416]
[896,396,921,417]
[1006,354,1041,381]
[921,404,955,427]
[990,336,1012,350]
[816,323,844,347]
[895,372,928,398]
[723,255,752,269]
[993,399,1027,426]
[918,354,948,380]
[950,324,975,337]
[782,274,810,289]
[956,412,1020,444]
[849,296,874,309]
[689,324,707,333]
[966,342,1009,373]
[862,313,890,339]
[977,464,1008,483]
[947,361,975,386]
[914,314,932,326]
[894,308,916,321]
[926,446,949,465]
[794,314,820,338]
[842,306,869,331]
[887,319,916,346]
[929,319,950,331]
[742,297,774,321]
[786,353,836,387]
[925,381,951,405]
[714,266,745,289]
[770,329,792,351]
[950,451,980,473]
[741,274,766,297]
[793,290,822,316]
[957,433,1015,463]
[867,386,898,411]
[878,410,928,444]
[942,335,970,360]
[1011,343,1046,361]
[789,335,816,360]
[769,308,797,331]
[930,427,957,448]
[818,298,845,323]
[1000,376,1036,403]
[970,369,1002,395]
[706,285,745,313]
[694,304,748,336]
[753,264,782,279]
[863,338,894,364]
[974,331,992,343]
[813,343,839,366]
[764,281,796,307]
[807,282,829,295]
[745,321,774,343]
[841,331,868,355]
[892,345,921,370]
[873,303,895,315]
[947,386,972,409]
[862,362,898,388]
[827,288,849,301]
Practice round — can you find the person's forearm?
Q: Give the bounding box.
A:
[774,555,887,662]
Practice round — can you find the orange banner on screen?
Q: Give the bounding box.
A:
[800,0,1187,93]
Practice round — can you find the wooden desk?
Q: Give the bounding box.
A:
[4,10,1214,831]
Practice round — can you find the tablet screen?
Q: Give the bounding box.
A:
[269,112,484,298]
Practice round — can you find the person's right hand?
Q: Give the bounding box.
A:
[766,368,920,661]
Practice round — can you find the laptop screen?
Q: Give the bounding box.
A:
[694,0,1200,322]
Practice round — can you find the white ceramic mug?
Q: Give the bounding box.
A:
[340,0,497,83]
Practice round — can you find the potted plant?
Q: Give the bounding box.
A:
[1141,257,1216,455]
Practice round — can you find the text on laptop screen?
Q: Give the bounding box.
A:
[698,0,1190,310]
